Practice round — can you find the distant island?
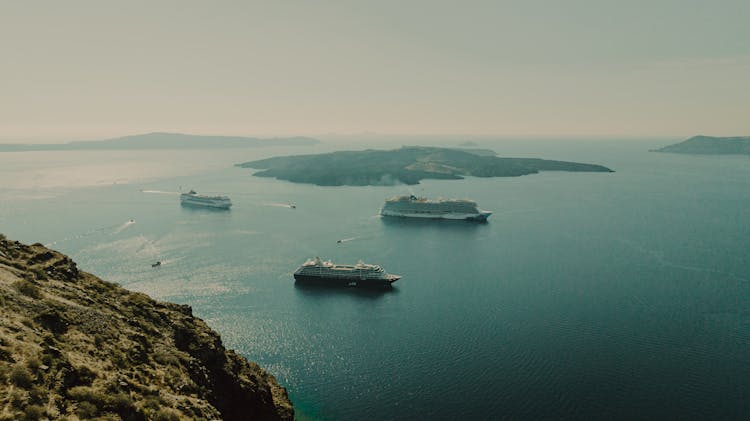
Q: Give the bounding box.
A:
[451,147,498,157]
[236,146,613,186]
[0,234,293,420]
[652,135,750,155]
[0,132,319,152]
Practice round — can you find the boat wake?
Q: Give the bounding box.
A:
[337,237,357,244]
[264,202,297,209]
[46,219,137,247]
[151,256,185,267]
[112,219,136,235]
[140,189,180,195]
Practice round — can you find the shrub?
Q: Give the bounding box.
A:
[26,356,42,372]
[154,408,181,421]
[30,267,47,281]
[68,387,142,419]
[10,365,34,388]
[41,333,56,346]
[67,386,107,405]
[62,364,98,389]
[108,392,135,412]
[0,346,14,362]
[164,366,185,389]
[111,349,127,369]
[76,401,99,418]
[23,405,45,421]
[153,349,180,366]
[40,354,53,368]
[28,385,47,405]
[9,389,27,408]
[0,364,9,381]
[35,309,69,335]
[73,365,97,386]
[141,395,162,411]
[12,279,41,299]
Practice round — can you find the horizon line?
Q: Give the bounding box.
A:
[0,131,719,145]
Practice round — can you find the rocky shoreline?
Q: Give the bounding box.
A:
[0,234,293,420]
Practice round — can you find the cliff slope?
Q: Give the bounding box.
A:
[0,235,293,420]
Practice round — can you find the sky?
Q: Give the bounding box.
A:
[1,0,749,142]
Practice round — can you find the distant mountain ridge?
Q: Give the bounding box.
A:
[0,132,320,151]
[236,146,613,186]
[653,135,750,155]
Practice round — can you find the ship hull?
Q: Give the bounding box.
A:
[380,210,491,222]
[180,198,232,209]
[294,274,399,288]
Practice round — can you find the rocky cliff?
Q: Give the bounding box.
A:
[0,234,293,420]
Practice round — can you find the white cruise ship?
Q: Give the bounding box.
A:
[380,195,491,222]
[180,190,232,209]
[294,257,401,287]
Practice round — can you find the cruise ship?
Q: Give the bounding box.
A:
[180,190,232,209]
[294,257,401,287]
[380,195,491,222]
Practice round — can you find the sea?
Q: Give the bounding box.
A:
[1,138,748,420]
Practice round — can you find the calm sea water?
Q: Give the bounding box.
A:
[1,139,749,420]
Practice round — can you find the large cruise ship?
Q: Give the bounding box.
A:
[380,195,492,222]
[294,257,401,287]
[180,190,232,209]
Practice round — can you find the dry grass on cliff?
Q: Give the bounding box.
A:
[0,235,293,421]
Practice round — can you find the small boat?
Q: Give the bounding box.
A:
[290,205,296,209]
[151,261,161,267]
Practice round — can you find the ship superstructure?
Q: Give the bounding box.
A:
[380,195,491,221]
[180,190,232,209]
[294,257,401,287]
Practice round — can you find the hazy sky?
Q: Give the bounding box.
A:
[2,0,749,141]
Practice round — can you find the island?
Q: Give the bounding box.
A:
[652,135,750,155]
[0,132,319,152]
[0,234,293,420]
[236,146,613,186]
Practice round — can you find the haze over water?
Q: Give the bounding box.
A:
[2,138,748,419]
